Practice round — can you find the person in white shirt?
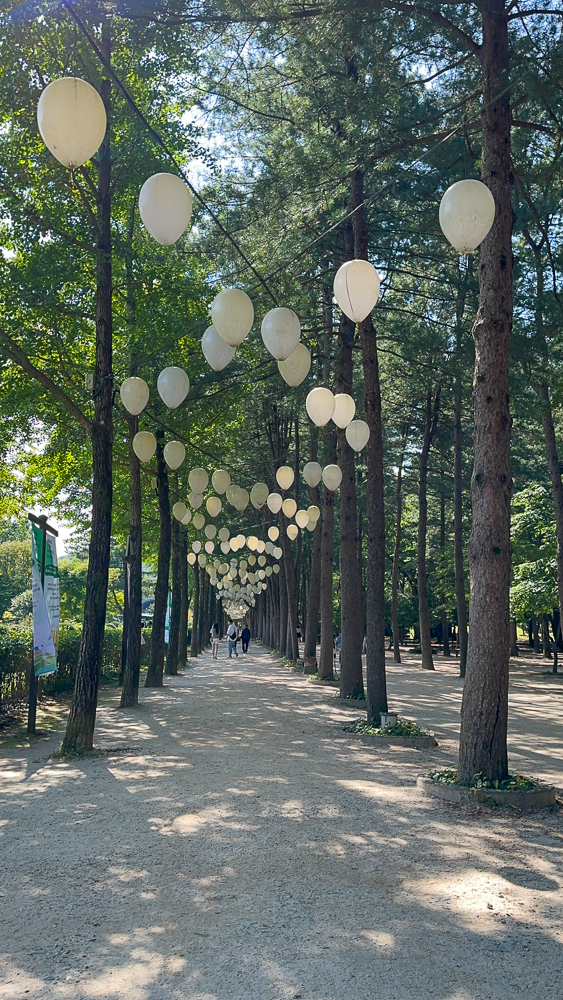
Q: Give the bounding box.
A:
[210,622,220,659]
[226,620,238,658]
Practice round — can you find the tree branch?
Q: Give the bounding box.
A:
[0,330,92,434]
[383,4,481,55]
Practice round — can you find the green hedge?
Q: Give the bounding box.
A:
[0,621,125,710]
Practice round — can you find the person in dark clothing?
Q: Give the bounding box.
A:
[241,625,251,653]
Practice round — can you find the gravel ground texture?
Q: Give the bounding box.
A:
[1,642,563,1000]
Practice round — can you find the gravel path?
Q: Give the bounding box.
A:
[1,644,563,1000]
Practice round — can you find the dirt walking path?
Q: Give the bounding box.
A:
[1,644,563,1000]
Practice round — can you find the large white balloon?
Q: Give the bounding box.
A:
[173,501,187,521]
[332,393,356,429]
[206,496,222,517]
[278,343,311,386]
[157,367,190,409]
[287,524,299,540]
[439,179,495,254]
[276,466,295,491]
[189,491,204,509]
[120,377,149,416]
[306,387,335,427]
[138,173,192,246]
[37,77,106,169]
[181,510,192,525]
[346,419,370,452]
[295,509,309,529]
[201,325,236,372]
[307,505,321,523]
[322,464,342,491]
[234,488,250,512]
[133,431,156,463]
[333,260,380,323]
[212,469,231,494]
[268,526,280,541]
[188,468,209,494]
[250,482,269,508]
[193,512,205,530]
[211,289,254,347]
[261,307,301,361]
[164,440,185,469]
[282,498,297,518]
[267,492,283,514]
[303,461,322,488]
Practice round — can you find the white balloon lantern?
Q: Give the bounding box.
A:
[295,510,309,529]
[188,468,209,494]
[332,393,356,429]
[138,173,192,246]
[205,541,215,554]
[303,461,323,488]
[250,482,269,507]
[273,564,280,574]
[193,512,205,530]
[307,505,321,523]
[205,524,217,539]
[226,484,239,507]
[211,289,254,347]
[218,527,230,541]
[287,524,299,541]
[322,464,342,491]
[261,307,301,361]
[132,431,156,463]
[212,470,231,494]
[282,498,297,518]
[181,510,192,525]
[306,387,335,427]
[198,554,207,567]
[346,419,370,452]
[120,377,149,416]
[201,325,236,372]
[234,488,249,512]
[192,540,201,554]
[267,493,283,514]
[189,491,203,509]
[157,367,190,409]
[439,179,495,254]
[306,520,316,532]
[273,546,283,560]
[172,501,187,522]
[163,440,185,470]
[333,260,380,323]
[37,77,107,169]
[268,526,280,541]
[187,552,196,565]
[206,496,222,517]
[276,466,295,491]
[278,343,311,387]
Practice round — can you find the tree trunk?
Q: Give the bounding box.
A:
[165,514,181,675]
[458,0,513,784]
[61,26,113,752]
[418,389,440,671]
[318,426,336,680]
[177,532,189,669]
[510,617,519,657]
[278,555,288,658]
[454,389,469,677]
[120,413,142,708]
[440,481,451,657]
[190,562,199,657]
[352,169,388,720]
[536,384,563,661]
[532,612,540,654]
[145,436,171,687]
[391,435,407,664]
[542,614,552,659]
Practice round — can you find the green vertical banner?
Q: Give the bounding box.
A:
[164,590,172,644]
[31,525,58,677]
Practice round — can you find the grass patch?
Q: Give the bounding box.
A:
[429,768,541,792]
[308,673,340,686]
[343,716,433,738]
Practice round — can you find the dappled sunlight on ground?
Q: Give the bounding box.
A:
[1,642,563,998]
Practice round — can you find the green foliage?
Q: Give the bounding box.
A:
[429,769,540,792]
[343,717,432,738]
[510,486,557,621]
[0,540,31,616]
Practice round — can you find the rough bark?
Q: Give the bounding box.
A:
[458,0,513,784]
[440,480,451,657]
[391,434,407,664]
[61,27,113,751]
[352,169,388,720]
[319,426,337,680]
[145,436,171,687]
[278,556,288,658]
[190,562,200,658]
[177,532,189,669]
[536,384,563,661]
[454,390,469,677]
[165,514,181,675]
[418,389,440,671]
[120,413,142,708]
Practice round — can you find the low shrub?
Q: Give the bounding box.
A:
[428,768,540,792]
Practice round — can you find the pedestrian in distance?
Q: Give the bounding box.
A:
[210,622,220,659]
[241,624,251,653]
[226,620,238,658]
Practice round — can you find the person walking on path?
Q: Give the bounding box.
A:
[210,622,220,659]
[226,620,238,658]
[241,625,251,653]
